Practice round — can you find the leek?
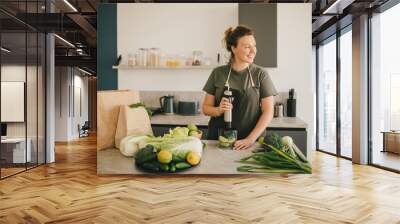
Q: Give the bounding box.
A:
[237,134,312,174]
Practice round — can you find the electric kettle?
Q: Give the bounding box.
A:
[159,95,175,115]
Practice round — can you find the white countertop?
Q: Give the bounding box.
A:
[150,114,307,129]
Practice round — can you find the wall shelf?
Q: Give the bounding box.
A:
[112,65,216,70]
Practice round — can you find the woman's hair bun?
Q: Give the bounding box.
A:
[224,27,234,40]
[223,25,254,53]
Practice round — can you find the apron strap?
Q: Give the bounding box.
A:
[225,67,232,90]
[248,66,255,87]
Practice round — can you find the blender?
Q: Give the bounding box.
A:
[218,85,238,149]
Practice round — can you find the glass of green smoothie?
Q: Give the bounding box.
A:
[218,129,237,149]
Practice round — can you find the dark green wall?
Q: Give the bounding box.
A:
[97,4,117,90]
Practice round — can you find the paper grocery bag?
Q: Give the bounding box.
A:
[97,90,140,150]
[115,106,153,149]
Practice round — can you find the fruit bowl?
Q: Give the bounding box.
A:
[134,144,202,173]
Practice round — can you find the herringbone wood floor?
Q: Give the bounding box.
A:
[1,135,400,224]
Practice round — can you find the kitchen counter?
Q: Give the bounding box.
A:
[150,114,308,154]
[151,114,308,129]
[98,140,270,175]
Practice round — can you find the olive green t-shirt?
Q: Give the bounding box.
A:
[202,64,278,104]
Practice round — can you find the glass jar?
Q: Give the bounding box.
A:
[192,50,203,66]
[177,54,186,68]
[127,53,136,67]
[149,48,160,67]
[159,52,167,67]
[138,48,148,67]
[166,54,174,68]
[186,57,193,66]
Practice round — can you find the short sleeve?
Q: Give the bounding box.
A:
[260,71,278,98]
[202,69,217,95]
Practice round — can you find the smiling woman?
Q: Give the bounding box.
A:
[224,26,257,65]
[202,25,278,150]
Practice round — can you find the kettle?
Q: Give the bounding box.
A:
[159,95,175,115]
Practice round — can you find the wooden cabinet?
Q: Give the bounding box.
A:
[382,131,400,154]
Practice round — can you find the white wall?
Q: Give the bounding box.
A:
[71,74,89,138]
[117,3,237,91]
[55,67,69,141]
[1,65,42,138]
[55,67,89,141]
[1,64,47,163]
[117,3,314,154]
[1,66,27,139]
[267,4,314,157]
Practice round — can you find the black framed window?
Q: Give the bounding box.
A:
[316,25,353,159]
[0,1,47,179]
[369,2,400,172]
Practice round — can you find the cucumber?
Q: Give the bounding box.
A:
[160,163,169,172]
[169,163,176,172]
[175,162,192,170]
[172,154,185,162]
